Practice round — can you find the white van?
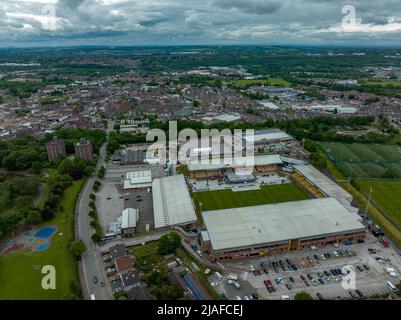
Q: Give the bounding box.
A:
[90,294,96,300]
[227,274,238,281]
[214,271,223,280]
[281,295,291,300]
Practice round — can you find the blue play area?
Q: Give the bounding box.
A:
[34,226,57,239]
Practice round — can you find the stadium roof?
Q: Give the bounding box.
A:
[152,174,197,229]
[243,129,293,144]
[187,154,283,171]
[213,114,241,122]
[294,165,353,205]
[202,198,365,252]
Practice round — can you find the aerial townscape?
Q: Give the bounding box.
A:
[0,0,401,311]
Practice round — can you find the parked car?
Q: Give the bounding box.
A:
[300,275,305,281]
[285,284,292,290]
[363,265,370,271]
[357,265,364,272]
[318,278,324,285]
[355,290,364,297]
[316,293,324,300]
[93,276,98,284]
[289,276,295,283]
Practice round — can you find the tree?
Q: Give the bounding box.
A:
[98,166,106,179]
[294,292,314,300]
[70,240,86,259]
[157,232,181,255]
[91,233,101,243]
[41,206,55,221]
[31,161,43,174]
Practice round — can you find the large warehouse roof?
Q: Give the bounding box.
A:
[152,174,197,229]
[202,198,364,252]
[294,165,353,205]
[187,154,283,172]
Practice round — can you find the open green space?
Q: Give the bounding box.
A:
[227,77,291,87]
[0,179,84,299]
[192,183,311,212]
[319,142,401,178]
[356,180,401,229]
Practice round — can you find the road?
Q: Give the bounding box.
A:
[76,120,114,300]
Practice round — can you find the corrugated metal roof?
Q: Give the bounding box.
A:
[121,208,138,229]
[152,174,197,229]
[187,154,283,171]
[294,165,353,203]
[202,198,365,252]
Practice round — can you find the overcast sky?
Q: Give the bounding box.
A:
[1,0,401,47]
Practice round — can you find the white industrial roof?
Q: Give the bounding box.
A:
[203,198,365,252]
[187,154,283,171]
[121,208,138,229]
[152,174,197,229]
[126,171,152,184]
[294,165,353,204]
[124,171,152,189]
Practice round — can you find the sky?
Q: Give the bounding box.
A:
[1,0,401,47]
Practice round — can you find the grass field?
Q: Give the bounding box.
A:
[227,77,291,87]
[192,183,311,212]
[319,142,401,178]
[356,180,401,228]
[0,179,84,300]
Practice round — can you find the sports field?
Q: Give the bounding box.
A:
[356,180,401,228]
[192,183,311,212]
[319,142,401,178]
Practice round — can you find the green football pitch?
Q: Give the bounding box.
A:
[192,183,311,212]
[319,142,401,179]
[356,180,401,227]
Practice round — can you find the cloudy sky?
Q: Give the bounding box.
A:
[1,0,401,47]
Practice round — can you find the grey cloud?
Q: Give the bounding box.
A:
[213,0,283,15]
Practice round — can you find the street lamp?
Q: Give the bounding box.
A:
[364,187,373,223]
